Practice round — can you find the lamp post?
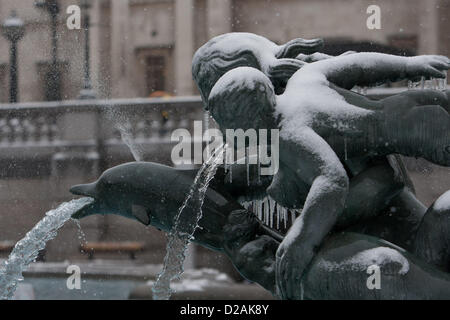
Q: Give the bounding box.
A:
[35,0,62,101]
[2,11,25,103]
[78,0,96,99]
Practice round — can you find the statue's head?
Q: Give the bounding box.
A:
[192,32,323,108]
[208,67,279,133]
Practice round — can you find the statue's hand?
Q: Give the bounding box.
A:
[275,235,312,300]
[406,55,450,81]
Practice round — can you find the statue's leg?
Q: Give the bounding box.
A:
[379,90,450,166]
[412,191,450,271]
[222,209,450,299]
[336,160,404,229]
[303,232,450,300]
[346,187,427,251]
[341,174,450,273]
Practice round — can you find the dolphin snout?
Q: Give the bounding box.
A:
[70,182,97,198]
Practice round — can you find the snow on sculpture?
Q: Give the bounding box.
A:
[70,33,450,300]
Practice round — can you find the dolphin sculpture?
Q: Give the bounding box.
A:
[70,161,450,299]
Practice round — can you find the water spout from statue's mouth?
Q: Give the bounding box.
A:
[70,183,99,219]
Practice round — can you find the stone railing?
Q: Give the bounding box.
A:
[0,96,204,177]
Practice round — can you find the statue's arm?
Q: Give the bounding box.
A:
[296,51,356,63]
[275,130,349,299]
[311,53,450,89]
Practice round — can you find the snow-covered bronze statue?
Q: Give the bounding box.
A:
[71,33,450,299]
[196,33,450,299]
[207,57,450,299]
[70,161,450,299]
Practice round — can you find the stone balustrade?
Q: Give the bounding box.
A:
[0,96,204,178]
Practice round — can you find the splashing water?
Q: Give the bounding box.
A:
[73,219,88,252]
[115,121,144,161]
[105,106,144,161]
[152,144,226,300]
[0,197,93,300]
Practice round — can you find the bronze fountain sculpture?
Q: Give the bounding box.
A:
[72,33,450,300]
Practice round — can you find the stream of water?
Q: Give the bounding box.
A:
[0,197,94,300]
[105,106,145,162]
[152,144,226,300]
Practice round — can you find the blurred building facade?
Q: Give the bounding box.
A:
[0,0,448,102]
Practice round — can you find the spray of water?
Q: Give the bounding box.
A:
[105,106,145,161]
[73,219,88,254]
[0,197,93,300]
[152,144,226,300]
[115,121,144,161]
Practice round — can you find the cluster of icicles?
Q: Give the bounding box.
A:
[408,74,448,91]
[241,197,301,231]
[352,73,448,94]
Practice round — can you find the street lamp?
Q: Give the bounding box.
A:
[35,0,62,101]
[2,11,25,103]
[78,0,96,99]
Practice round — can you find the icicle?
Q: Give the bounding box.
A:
[430,78,437,90]
[261,198,265,225]
[257,200,263,221]
[344,137,348,161]
[276,203,282,228]
[257,146,261,184]
[439,71,447,91]
[276,205,280,230]
[291,210,296,224]
[269,206,274,229]
[361,87,368,95]
[269,198,277,229]
[203,110,210,132]
[275,202,279,229]
[263,198,268,225]
[246,147,250,187]
[229,162,232,183]
[420,76,425,90]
